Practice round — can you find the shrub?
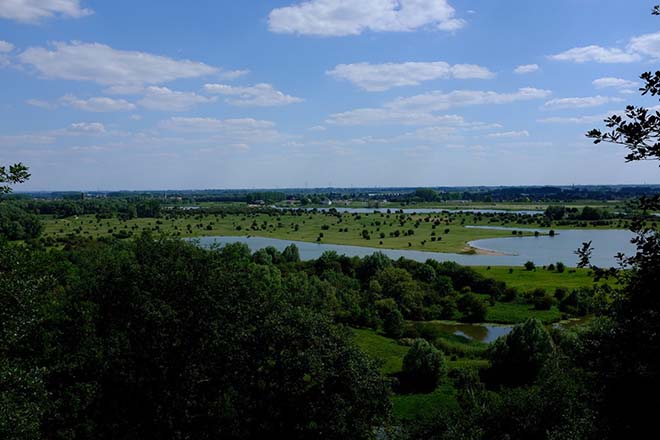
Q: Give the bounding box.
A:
[458,293,488,323]
[402,339,447,392]
[382,307,404,339]
[487,318,555,386]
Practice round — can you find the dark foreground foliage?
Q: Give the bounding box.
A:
[0,235,390,439]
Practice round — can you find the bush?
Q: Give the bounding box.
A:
[524,261,536,271]
[382,307,404,339]
[402,338,447,392]
[458,293,488,323]
[533,294,554,310]
[487,318,555,386]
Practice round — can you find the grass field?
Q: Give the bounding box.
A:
[353,328,487,420]
[287,200,624,212]
[41,208,633,254]
[484,300,563,324]
[472,266,614,291]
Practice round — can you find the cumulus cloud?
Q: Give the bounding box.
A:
[160,117,275,132]
[159,117,285,144]
[542,96,622,110]
[203,83,303,106]
[137,87,216,111]
[19,41,218,86]
[0,0,92,23]
[218,69,250,80]
[0,40,13,52]
[592,77,640,90]
[26,99,56,109]
[386,87,551,112]
[327,109,467,126]
[326,88,548,126]
[550,30,660,64]
[66,122,106,134]
[548,45,640,63]
[59,95,136,112]
[0,40,13,67]
[268,0,465,36]
[327,61,494,91]
[487,130,530,138]
[627,31,660,59]
[538,114,610,124]
[513,64,538,74]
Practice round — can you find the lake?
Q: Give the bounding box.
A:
[192,227,637,267]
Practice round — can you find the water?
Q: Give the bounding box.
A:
[468,228,637,267]
[192,227,637,267]
[274,206,543,215]
[428,322,514,343]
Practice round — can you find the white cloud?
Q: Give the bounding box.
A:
[327,61,494,91]
[0,134,56,146]
[628,31,660,59]
[26,98,56,109]
[137,86,216,111]
[487,130,530,138]
[159,117,285,144]
[386,87,551,112]
[160,117,275,133]
[542,96,622,110]
[19,41,218,86]
[67,122,106,134]
[218,69,250,80]
[327,108,467,126]
[203,83,303,106]
[548,45,640,63]
[326,88,547,126]
[592,77,640,90]
[538,114,608,124]
[268,0,465,36]
[0,40,13,67]
[0,40,13,52]
[550,31,660,64]
[308,125,327,131]
[513,64,538,74]
[0,0,92,23]
[59,95,136,112]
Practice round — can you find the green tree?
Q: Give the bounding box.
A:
[488,318,555,387]
[457,292,487,323]
[402,338,447,392]
[382,307,404,339]
[0,163,30,195]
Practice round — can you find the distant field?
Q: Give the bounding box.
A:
[41,209,633,255]
[472,266,615,291]
[292,200,624,211]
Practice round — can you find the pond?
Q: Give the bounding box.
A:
[428,322,514,343]
[192,227,637,267]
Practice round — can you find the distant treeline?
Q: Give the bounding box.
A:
[383,186,660,203]
[14,185,660,204]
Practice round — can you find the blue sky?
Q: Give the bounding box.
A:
[2,0,660,190]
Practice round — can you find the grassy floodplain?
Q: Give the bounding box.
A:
[41,206,638,255]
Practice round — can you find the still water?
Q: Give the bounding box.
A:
[427,322,514,343]
[193,227,636,267]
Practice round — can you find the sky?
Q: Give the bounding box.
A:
[2,0,660,191]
